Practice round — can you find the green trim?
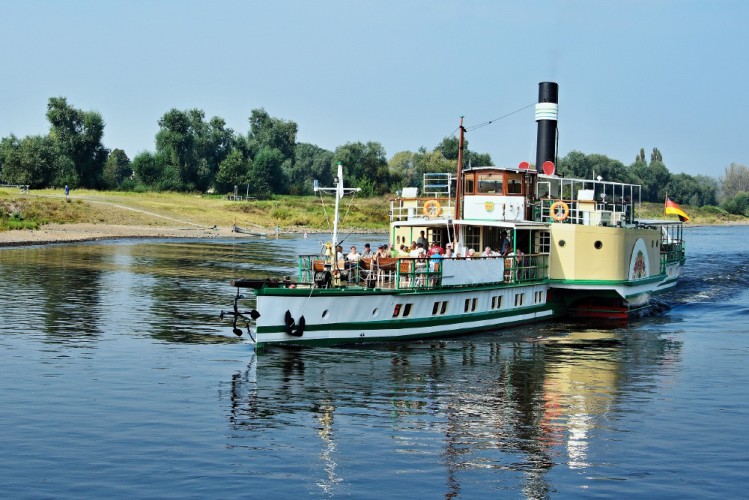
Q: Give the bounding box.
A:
[257,306,560,347]
[255,280,548,297]
[549,273,666,287]
[257,302,553,334]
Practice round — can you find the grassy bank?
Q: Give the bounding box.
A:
[0,188,393,232]
[1,187,746,232]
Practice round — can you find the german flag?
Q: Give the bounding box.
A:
[665,196,690,222]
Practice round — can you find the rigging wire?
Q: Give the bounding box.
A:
[463,102,536,133]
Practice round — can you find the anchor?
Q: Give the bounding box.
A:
[220,291,260,342]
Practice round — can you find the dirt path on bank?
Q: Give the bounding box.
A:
[0,194,255,247]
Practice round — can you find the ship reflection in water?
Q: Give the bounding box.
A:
[226,328,682,497]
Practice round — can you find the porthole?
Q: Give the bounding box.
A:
[322,309,329,319]
[559,240,566,247]
[594,241,603,250]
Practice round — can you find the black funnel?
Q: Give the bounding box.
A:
[535,82,559,173]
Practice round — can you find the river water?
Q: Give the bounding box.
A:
[1,226,747,498]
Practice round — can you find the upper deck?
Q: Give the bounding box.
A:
[390,167,645,229]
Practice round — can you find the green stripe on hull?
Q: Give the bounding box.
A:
[257,306,560,348]
[255,280,548,297]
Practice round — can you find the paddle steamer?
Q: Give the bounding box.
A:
[227,82,685,346]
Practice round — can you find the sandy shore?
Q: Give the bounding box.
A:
[0,223,252,247]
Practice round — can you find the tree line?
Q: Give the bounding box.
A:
[1,97,747,215]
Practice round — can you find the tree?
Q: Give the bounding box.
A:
[245,109,297,194]
[247,108,297,162]
[434,136,492,168]
[559,151,631,183]
[131,151,168,188]
[155,109,235,191]
[630,158,671,202]
[720,163,749,200]
[665,173,718,207]
[333,142,390,195]
[102,149,132,189]
[215,149,251,193]
[722,192,749,216]
[46,97,108,188]
[693,175,719,206]
[388,151,416,190]
[288,143,334,195]
[249,147,284,199]
[0,134,58,188]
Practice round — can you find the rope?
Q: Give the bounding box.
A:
[464,102,536,132]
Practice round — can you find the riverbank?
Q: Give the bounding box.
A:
[1,188,746,247]
[0,223,244,247]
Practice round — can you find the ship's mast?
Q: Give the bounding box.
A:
[454,117,465,243]
[314,162,360,249]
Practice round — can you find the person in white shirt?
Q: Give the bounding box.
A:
[345,245,361,282]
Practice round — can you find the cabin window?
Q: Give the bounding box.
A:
[403,303,413,317]
[491,295,503,309]
[477,172,503,194]
[537,231,551,253]
[464,175,475,195]
[465,226,481,253]
[432,301,448,316]
[507,173,523,195]
[464,298,477,313]
[440,301,448,314]
[594,241,603,250]
[534,291,544,304]
[393,304,401,317]
[514,293,525,307]
[432,302,439,315]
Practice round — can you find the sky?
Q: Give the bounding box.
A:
[1,0,747,178]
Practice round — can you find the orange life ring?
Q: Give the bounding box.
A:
[550,201,570,222]
[423,200,443,217]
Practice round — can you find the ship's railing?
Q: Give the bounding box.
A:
[394,253,549,290]
[390,198,455,222]
[298,254,322,284]
[297,253,549,290]
[534,198,632,226]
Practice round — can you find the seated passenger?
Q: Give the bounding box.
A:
[345,246,361,282]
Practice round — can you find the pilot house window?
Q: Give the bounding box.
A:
[477,173,503,194]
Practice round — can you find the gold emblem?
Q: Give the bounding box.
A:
[484,201,495,212]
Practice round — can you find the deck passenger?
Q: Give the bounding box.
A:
[346,246,361,282]
[482,246,497,257]
[500,233,512,255]
[417,231,428,249]
[361,243,374,258]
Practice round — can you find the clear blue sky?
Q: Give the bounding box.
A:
[1,0,746,178]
